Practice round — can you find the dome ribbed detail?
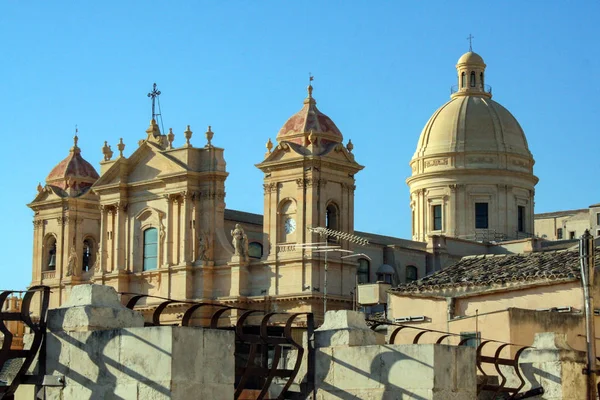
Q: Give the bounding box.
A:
[414,96,532,161]
[276,86,343,146]
[46,141,99,192]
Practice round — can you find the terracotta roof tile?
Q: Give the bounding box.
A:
[391,249,594,294]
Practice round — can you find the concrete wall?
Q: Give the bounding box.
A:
[316,344,476,399]
[43,327,234,400]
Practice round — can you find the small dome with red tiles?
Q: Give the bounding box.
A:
[276,85,343,146]
[46,136,99,193]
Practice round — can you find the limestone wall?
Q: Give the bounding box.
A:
[43,326,233,400]
[35,284,235,400]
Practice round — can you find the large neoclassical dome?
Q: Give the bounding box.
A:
[415,96,533,159]
[407,51,538,244]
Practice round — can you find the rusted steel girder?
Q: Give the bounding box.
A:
[0,286,51,399]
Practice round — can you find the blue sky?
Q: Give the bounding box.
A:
[1,2,598,290]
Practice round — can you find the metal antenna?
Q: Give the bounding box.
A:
[467,34,475,52]
[307,226,369,316]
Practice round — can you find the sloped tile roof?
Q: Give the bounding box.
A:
[390,249,597,294]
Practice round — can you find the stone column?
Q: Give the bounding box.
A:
[98,205,108,273]
[114,202,125,270]
[164,194,173,268]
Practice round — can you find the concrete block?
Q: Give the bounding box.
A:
[519,332,587,400]
[172,327,204,382]
[315,310,376,347]
[120,327,174,384]
[385,345,435,389]
[48,284,144,333]
[60,284,123,309]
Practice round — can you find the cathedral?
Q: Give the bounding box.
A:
[27,49,539,322]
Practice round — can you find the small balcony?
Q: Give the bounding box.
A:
[42,270,56,280]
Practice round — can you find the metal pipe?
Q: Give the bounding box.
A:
[579,229,597,400]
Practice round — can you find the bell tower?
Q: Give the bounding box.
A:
[28,134,101,307]
[256,83,363,305]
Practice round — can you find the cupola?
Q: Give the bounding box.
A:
[452,51,491,99]
[276,84,343,146]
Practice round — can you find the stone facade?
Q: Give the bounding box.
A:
[535,205,600,240]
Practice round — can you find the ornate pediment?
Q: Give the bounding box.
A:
[94,142,188,189]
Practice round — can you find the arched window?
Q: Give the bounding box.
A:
[326,203,339,231]
[470,71,476,87]
[376,264,395,285]
[143,228,158,271]
[406,265,418,282]
[82,239,93,272]
[357,258,370,284]
[248,242,263,259]
[44,236,57,271]
[461,72,466,88]
[480,72,484,88]
[279,199,297,243]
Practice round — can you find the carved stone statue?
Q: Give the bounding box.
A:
[93,250,101,273]
[231,224,249,262]
[66,246,77,277]
[197,231,211,262]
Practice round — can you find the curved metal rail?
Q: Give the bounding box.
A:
[0,286,51,399]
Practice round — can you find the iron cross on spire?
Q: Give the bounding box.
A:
[467,34,475,52]
[147,83,161,120]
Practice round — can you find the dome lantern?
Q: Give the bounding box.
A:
[452,51,491,99]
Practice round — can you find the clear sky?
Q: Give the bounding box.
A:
[1,2,598,290]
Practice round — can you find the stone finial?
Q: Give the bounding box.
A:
[102,141,113,161]
[37,182,43,193]
[266,138,273,153]
[346,139,354,152]
[184,125,193,147]
[205,125,214,148]
[117,138,125,158]
[167,128,175,149]
[71,134,80,153]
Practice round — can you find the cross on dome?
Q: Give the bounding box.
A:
[466,34,474,51]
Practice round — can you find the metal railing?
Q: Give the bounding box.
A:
[450,84,492,95]
[0,286,53,399]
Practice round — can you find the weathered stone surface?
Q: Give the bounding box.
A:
[519,332,587,400]
[315,343,477,400]
[315,310,377,348]
[47,284,145,332]
[61,284,123,308]
[43,325,235,399]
